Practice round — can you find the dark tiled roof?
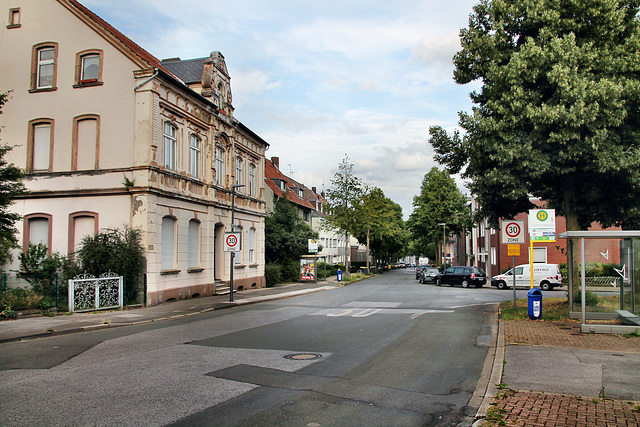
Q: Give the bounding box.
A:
[161,58,206,84]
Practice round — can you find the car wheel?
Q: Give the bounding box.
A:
[540,281,550,291]
[497,281,507,290]
[436,278,441,286]
[462,280,469,288]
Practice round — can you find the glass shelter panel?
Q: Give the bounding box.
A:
[562,232,639,320]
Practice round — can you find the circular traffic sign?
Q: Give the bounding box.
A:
[537,210,548,221]
[226,234,238,247]
[505,222,521,238]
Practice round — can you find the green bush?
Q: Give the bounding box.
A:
[0,287,43,311]
[574,291,599,307]
[264,263,282,288]
[1,306,16,320]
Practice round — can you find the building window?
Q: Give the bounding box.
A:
[74,50,103,87]
[161,216,176,270]
[7,8,20,29]
[248,227,256,264]
[68,212,98,255]
[234,226,243,264]
[249,163,256,196]
[215,146,225,186]
[188,220,200,268]
[23,213,53,253]
[28,119,53,172]
[30,42,58,92]
[491,247,497,266]
[303,211,310,222]
[190,134,201,178]
[72,115,99,170]
[163,122,177,171]
[235,156,244,187]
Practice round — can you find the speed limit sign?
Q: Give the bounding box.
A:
[224,232,241,252]
[501,220,525,244]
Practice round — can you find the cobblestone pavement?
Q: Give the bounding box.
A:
[487,319,640,426]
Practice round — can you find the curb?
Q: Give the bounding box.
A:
[473,317,505,426]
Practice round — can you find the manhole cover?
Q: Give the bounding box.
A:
[284,353,323,360]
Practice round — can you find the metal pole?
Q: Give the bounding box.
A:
[229,184,245,302]
[230,187,236,302]
[581,237,586,326]
[513,255,517,309]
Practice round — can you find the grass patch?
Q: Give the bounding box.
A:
[500,297,570,321]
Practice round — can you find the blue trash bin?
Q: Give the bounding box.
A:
[337,269,343,282]
[528,288,543,320]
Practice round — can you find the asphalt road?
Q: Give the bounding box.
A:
[0,269,545,426]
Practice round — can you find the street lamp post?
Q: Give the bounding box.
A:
[438,223,446,267]
[229,184,245,302]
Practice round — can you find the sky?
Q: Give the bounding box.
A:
[84,0,482,219]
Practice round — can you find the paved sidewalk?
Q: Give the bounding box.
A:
[479,319,640,426]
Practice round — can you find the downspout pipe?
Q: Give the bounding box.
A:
[134,69,159,92]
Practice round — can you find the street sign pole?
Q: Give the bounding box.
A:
[502,220,525,309]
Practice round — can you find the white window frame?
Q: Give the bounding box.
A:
[80,54,100,81]
[190,134,201,178]
[36,47,55,89]
[215,146,225,186]
[235,156,244,187]
[249,163,256,196]
[163,122,177,170]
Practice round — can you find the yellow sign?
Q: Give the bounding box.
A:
[508,244,520,256]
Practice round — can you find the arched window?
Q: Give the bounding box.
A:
[163,122,177,171]
[28,119,54,172]
[30,42,58,92]
[161,216,176,270]
[188,219,200,268]
[248,227,256,264]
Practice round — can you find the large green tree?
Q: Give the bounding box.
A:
[0,91,27,265]
[265,195,318,264]
[352,186,408,269]
[408,167,472,266]
[429,0,640,230]
[323,155,362,272]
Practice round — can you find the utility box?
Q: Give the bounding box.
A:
[528,288,543,320]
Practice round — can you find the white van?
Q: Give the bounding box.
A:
[491,263,563,291]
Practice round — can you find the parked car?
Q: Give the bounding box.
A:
[419,267,440,284]
[397,262,406,269]
[436,266,487,288]
[491,263,562,291]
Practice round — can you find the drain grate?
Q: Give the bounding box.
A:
[284,353,323,360]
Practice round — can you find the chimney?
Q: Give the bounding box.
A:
[271,156,280,169]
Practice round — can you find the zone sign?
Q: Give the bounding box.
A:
[224,232,241,252]
[501,220,525,244]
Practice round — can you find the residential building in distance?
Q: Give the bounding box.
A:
[0,0,268,305]
[264,156,345,265]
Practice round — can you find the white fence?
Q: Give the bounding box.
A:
[68,273,123,313]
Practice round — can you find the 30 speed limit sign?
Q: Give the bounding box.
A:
[224,232,241,252]
[501,220,525,244]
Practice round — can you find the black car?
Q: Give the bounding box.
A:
[419,267,440,284]
[436,266,487,288]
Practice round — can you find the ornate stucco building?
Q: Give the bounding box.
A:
[0,0,268,305]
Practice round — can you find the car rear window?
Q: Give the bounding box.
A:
[473,268,485,275]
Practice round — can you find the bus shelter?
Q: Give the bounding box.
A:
[559,231,640,333]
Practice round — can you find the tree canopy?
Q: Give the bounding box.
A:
[265,195,318,264]
[0,91,27,265]
[352,186,409,265]
[429,0,640,230]
[408,167,472,263]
